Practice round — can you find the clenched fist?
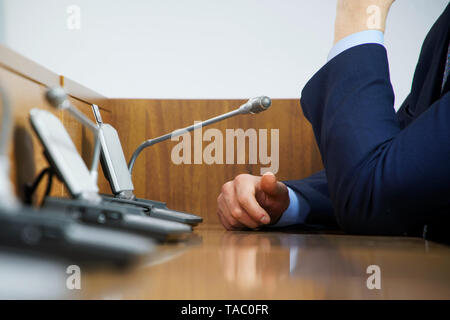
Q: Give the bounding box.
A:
[216,172,290,230]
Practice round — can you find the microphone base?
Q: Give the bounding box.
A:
[0,204,153,268]
[42,196,193,242]
[101,194,203,226]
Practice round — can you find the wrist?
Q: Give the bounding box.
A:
[334,0,394,44]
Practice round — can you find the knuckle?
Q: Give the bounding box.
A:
[231,208,243,220]
[237,194,250,208]
[234,174,249,184]
[221,181,233,194]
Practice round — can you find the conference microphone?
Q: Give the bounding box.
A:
[238,96,272,114]
[128,96,272,173]
[46,87,99,132]
[45,86,101,184]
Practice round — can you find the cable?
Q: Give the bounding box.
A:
[24,167,53,205]
[44,169,54,199]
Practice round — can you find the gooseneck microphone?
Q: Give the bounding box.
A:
[238,96,272,114]
[128,96,272,173]
[45,87,99,133]
[45,86,101,184]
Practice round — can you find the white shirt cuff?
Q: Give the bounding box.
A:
[328,30,385,62]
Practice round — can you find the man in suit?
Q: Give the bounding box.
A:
[216,0,450,241]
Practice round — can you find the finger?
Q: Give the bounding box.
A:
[217,195,235,230]
[222,189,259,229]
[220,181,257,229]
[260,171,285,197]
[217,208,232,230]
[218,191,247,230]
[234,178,271,225]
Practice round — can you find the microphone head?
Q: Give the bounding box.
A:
[259,96,272,109]
[240,96,272,114]
[45,86,69,110]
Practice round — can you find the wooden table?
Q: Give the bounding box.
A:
[79,225,450,300]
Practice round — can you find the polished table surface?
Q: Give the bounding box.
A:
[75,225,450,300]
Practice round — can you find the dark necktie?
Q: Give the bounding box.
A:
[442,42,450,93]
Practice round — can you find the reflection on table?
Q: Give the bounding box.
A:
[3,226,450,299]
[84,226,450,299]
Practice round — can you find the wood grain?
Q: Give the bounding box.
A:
[1,44,323,225]
[0,46,111,204]
[0,45,60,88]
[81,227,450,299]
[1,66,65,203]
[107,99,323,225]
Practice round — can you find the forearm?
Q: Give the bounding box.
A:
[301,44,399,232]
[301,42,450,235]
[333,0,394,44]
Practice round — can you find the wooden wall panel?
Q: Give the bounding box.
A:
[1,45,323,226]
[108,99,323,225]
[0,66,66,203]
[0,46,112,204]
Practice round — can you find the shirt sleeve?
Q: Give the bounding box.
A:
[270,187,311,227]
[327,30,384,62]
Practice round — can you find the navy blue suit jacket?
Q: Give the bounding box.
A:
[285,4,450,240]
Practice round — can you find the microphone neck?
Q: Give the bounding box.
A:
[127,107,245,173]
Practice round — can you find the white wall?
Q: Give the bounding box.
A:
[1,0,448,109]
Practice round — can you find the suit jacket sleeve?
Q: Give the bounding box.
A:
[299,43,450,235]
[284,170,337,228]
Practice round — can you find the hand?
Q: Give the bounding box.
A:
[334,0,395,44]
[216,172,290,230]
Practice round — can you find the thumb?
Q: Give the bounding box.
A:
[260,172,284,197]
